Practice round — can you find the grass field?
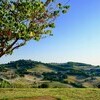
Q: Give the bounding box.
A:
[0,88,100,100]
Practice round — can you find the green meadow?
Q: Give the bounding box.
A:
[0,88,100,100]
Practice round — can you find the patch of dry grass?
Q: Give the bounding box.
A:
[0,88,100,100]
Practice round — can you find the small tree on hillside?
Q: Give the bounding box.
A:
[0,0,70,57]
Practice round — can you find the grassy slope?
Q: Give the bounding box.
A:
[0,88,100,100]
[27,64,53,73]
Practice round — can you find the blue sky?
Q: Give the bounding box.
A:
[0,0,100,65]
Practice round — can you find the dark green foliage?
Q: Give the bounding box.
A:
[70,82,85,88]
[15,68,27,77]
[97,84,100,88]
[0,66,5,71]
[42,72,67,82]
[38,83,49,88]
[67,62,92,67]
[0,78,11,88]
[7,59,41,69]
[66,69,89,77]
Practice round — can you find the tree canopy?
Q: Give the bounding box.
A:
[0,0,70,57]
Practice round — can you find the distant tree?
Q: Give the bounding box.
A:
[38,83,49,88]
[70,82,85,88]
[97,84,100,88]
[42,72,67,82]
[0,0,70,57]
[0,65,5,71]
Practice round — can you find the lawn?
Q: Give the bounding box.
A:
[0,88,100,100]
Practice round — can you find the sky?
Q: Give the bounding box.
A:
[0,0,100,65]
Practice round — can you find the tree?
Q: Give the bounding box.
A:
[38,83,49,88]
[0,0,70,57]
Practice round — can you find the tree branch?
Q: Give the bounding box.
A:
[0,38,18,57]
[11,40,26,51]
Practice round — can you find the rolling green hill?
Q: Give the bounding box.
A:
[0,60,100,88]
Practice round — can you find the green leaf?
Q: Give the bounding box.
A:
[63,5,70,9]
[62,10,67,14]
[53,10,60,16]
[57,3,62,8]
[49,23,55,28]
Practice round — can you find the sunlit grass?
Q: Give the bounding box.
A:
[0,88,100,100]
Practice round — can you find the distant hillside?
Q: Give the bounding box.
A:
[0,59,96,70]
[0,59,100,88]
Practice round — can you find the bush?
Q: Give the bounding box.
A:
[70,82,85,88]
[97,84,100,88]
[38,83,49,88]
[0,80,11,88]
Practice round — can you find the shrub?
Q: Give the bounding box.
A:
[38,83,49,88]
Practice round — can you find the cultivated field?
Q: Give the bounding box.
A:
[0,88,100,100]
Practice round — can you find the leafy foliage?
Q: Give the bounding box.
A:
[0,0,70,57]
[38,83,49,88]
[0,78,11,88]
[42,72,68,82]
